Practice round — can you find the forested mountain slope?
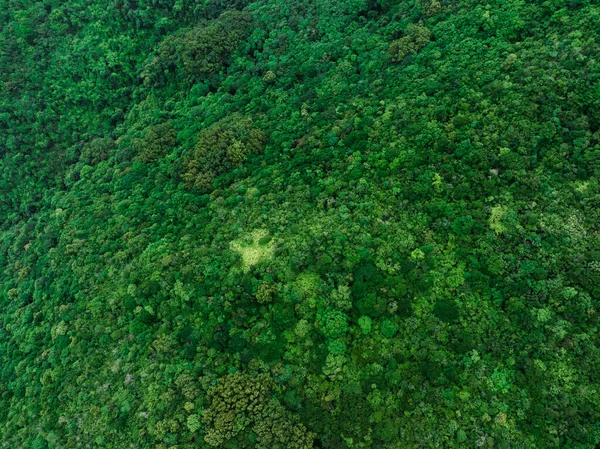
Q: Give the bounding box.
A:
[1,0,600,447]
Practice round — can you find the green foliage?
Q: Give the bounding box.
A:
[2,0,600,447]
[389,24,431,62]
[186,414,202,433]
[202,373,314,448]
[433,300,460,323]
[380,319,398,338]
[319,310,349,339]
[358,315,372,335]
[80,137,115,165]
[202,373,273,445]
[134,122,178,162]
[183,115,266,191]
[374,419,399,442]
[327,339,347,355]
[262,70,277,84]
[142,10,253,85]
[452,215,475,236]
[256,281,278,304]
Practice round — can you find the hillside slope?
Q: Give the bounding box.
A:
[1,0,600,448]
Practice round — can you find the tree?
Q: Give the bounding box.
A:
[202,373,314,448]
[183,115,266,191]
[134,122,177,163]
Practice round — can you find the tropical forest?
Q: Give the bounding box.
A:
[1,0,600,447]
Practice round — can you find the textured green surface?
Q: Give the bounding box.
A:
[1,0,600,447]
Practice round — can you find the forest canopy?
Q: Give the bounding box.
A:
[1,0,600,448]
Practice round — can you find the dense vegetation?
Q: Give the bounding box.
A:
[1,0,600,447]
